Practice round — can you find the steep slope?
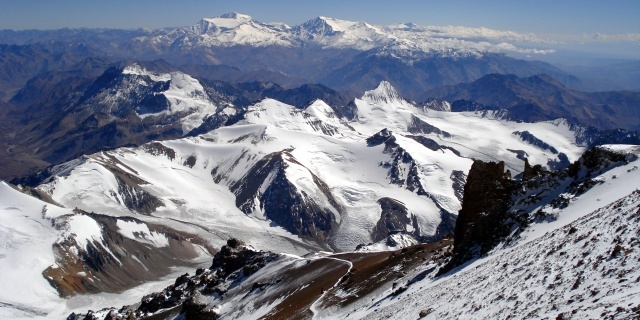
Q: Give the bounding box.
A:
[347,145,640,319]
[426,73,640,130]
[0,182,214,319]
[2,63,231,180]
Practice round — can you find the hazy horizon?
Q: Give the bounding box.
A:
[1,0,639,62]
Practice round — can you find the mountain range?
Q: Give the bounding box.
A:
[0,13,585,101]
[426,73,640,130]
[2,62,639,317]
[0,12,639,320]
[2,61,638,182]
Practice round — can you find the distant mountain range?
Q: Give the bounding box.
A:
[2,62,639,181]
[0,13,585,101]
[425,73,640,130]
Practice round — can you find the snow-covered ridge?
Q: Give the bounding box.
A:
[140,12,556,57]
[122,64,170,82]
[0,181,212,319]
[202,12,253,29]
[159,12,295,47]
[118,64,217,133]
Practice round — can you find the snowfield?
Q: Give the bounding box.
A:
[0,182,72,318]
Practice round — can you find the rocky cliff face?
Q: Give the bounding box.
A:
[372,197,419,242]
[445,161,516,270]
[230,150,340,243]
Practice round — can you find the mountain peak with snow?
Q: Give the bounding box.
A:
[96,63,217,133]
[182,12,295,47]
[362,81,405,105]
[201,12,256,29]
[296,16,357,36]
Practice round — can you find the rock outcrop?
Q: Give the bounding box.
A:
[231,150,339,242]
[442,146,638,273]
[372,197,418,242]
[45,213,215,297]
[70,238,279,320]
[444,161,516,271]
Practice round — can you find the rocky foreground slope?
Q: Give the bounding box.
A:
[363,146,640,320]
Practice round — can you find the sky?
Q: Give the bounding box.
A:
[1,0,638,35]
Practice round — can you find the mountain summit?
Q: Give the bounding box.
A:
[362,81,407,105]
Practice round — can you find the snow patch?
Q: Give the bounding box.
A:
[116,219,169,247]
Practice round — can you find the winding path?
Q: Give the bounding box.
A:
[309,255,354,319]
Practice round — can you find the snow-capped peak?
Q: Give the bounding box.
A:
[118,63,217,133]
[202,12,254,28]
[362,81,405,105]
[316,16,358,32]
[175,12,295,47]
[298,16,359,35]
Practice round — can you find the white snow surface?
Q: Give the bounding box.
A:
[116,219,169,247]
[355,233,420,252]
[66,214,104,248]
[0,182,73,318]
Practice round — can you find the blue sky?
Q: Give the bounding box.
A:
[1,0,639,35]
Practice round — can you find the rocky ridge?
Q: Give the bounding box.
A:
[444,145,638,272]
